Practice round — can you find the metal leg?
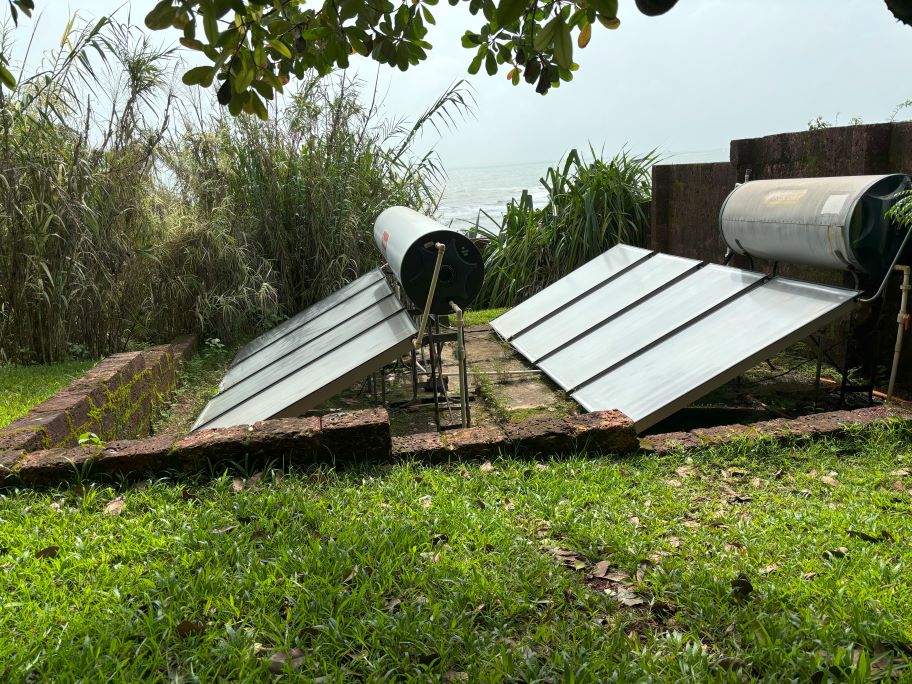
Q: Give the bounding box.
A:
[812,335,823,409]
[428,331,441,430]
[410,348,418,402]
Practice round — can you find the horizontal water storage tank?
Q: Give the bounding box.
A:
[720,174,911,274]
[374,206,485,314]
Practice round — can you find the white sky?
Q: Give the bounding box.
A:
[5,0,911,169]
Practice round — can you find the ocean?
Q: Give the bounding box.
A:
[435,160,552,232]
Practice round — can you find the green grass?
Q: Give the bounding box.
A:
[463,307,509,326]
[0,360,95,429]
[151,341,238,435]
[1,423,911,680]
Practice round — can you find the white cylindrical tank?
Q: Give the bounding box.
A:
[719,174,910,274]
[374,206,485,314]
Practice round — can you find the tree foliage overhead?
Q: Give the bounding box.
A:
[1,0,909,117]
[140,0,678,118]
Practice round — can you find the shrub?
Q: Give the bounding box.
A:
[476,148,656,308]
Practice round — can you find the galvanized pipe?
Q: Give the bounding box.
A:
[414,243,445,350]
[887,265,911,399]
[450,300,470,428]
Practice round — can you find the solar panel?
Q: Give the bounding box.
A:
[572,278,857,430]
[509,252,701,363]
[490,244,652,340]
[193,269,416,431]
[491,246,860,432]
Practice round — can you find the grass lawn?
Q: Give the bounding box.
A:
[0,360,95,429]
[463,307,509,326]
[1,422,911,680]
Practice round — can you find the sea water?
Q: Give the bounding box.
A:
[435,160,551,233]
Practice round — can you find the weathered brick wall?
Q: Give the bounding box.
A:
[0,336,197,460]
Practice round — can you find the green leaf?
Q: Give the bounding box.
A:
[533,16,560,52]
[468,50,484,75]
[182,65,215,86]
[0,64,16,90]
[496,0,528,28]
[267,39,292,58]
[485,51,497,76]
[180,37,205,51]
[589,0,618,19]
[145,0,178,30]
[553,18,572,69]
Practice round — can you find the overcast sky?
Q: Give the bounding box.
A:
[7,1,911,170]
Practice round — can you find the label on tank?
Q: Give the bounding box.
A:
[820,193,849,216]
[763,189,807,205]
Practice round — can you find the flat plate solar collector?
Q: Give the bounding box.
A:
[491,247,859,432]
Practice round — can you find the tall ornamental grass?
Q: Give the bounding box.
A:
[476,148,656,308]
[0,17,461,363]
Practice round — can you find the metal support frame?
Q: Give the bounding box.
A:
[450,300,471,428]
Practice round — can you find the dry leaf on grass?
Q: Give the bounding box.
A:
[892,480,907,493]
[104,496,125,516]
[479,461,495,473]
[444,672,469,682]
[268,647,306,673]
[232,478,244,493]
[419,495,432,509]
[628,516,640,526]
[730,573,754,601]
[819,475,840,487]
[890,468,910,477]
[176,619,205,638]
[847,529,893,543]
[823,546,849,559]
[760,563,780,575]
[35,546,58,559]
[667,479,683,488]
[591,560,613,578]
[675,466,694,479]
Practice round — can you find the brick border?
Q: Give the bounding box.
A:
[0,336,197,458]
[642,404,912,454]
[3,404,906,489]
[1,409,637,487]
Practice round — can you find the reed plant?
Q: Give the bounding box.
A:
[0,16,459,363]
[476,148,656,308]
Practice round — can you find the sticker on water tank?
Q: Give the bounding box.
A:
[764,189,807,205]
[820,193,849,216]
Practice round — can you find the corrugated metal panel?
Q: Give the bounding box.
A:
[193,270,416,431]
[571,277,857,431]
[490,244,652,340]
[539,264,766,391]
[510,252,700,363]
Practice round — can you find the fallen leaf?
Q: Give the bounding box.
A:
[893,480,907,493]
[667,479,683,488]
[35,546,58,559]
[232,478,244,493]
[820,475,840,487]
[268,647,306,673]
[444,672,469,682]
[344,565,359,583]
[604,571,631,582]
[213,524,238,534]
[591,560,613,578]
[385,597,402,612]
[823,546,849,559]
[535,463,549,471]
[760,563,780,575]
[503,498,515,510]
[750,477,762,488]
[176,619,205,638]
[636,563,649,583]
[675,466,694,478]
[572,558,587,571]
[628,516,640,526]
[479,461,495,473]
[419,495,432,509]
[772,469,785,479]
[724,467,748,479]
[728,493,753,503]
[643,500,652,508]
[610,586,647,607]
[668,537,682,549]
[104,496,125,516]
[846,529,880,543]
[730,573,754,601]
[247,472,263,489]
[683,519,701,529]
[802,571,818,580]
[890,468,910,477]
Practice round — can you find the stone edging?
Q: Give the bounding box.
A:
[1,409,637,487]
[642,404,911,453]
[2,404,906,489]
[0,336,197,466]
